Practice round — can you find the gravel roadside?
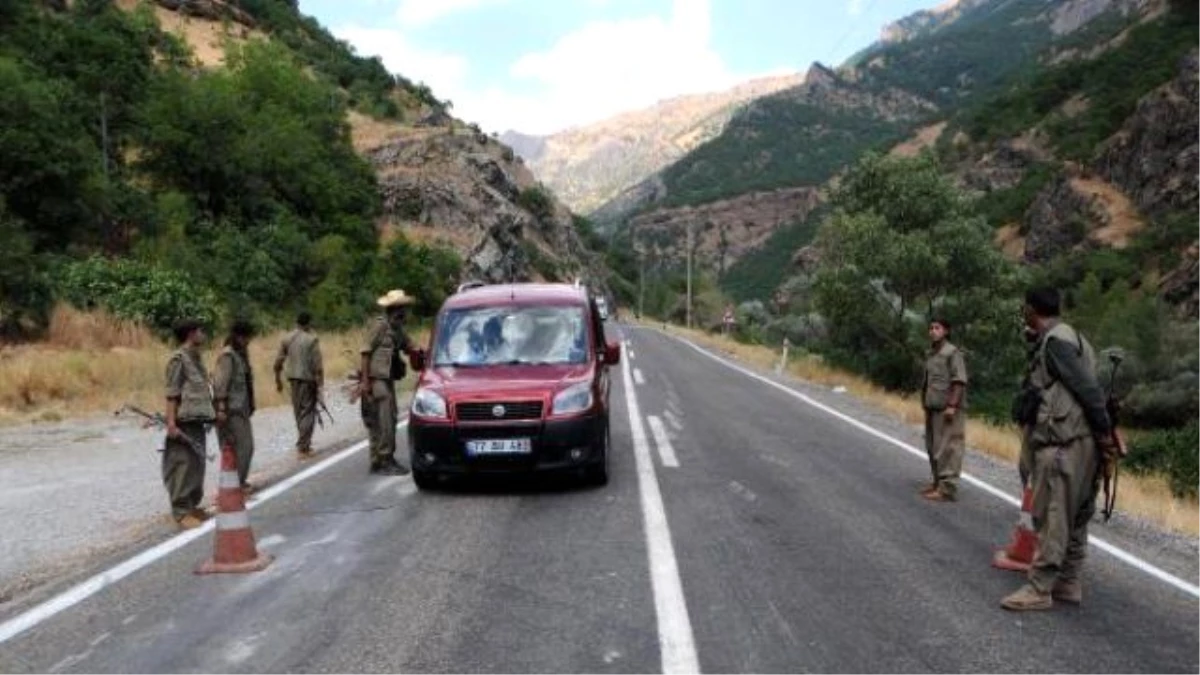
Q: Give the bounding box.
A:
[0,387,405,607]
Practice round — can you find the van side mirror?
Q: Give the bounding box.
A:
[603,340,621,366]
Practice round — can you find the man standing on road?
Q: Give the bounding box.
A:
[359,289,418,475]
[164,319,215,530]
[1002,287,1118,611]
[921,318,968,502]
[274,312,323,459]
[214,319,257,493]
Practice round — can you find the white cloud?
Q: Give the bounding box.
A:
[334,0,789,135]
[395,0,503,27]
[333,25,470,91]
[453,0,766,134]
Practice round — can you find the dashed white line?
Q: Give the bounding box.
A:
[663,409,684,432]
[634,368,646,386]
[621,341,699,673]
[0,422,409,646]
[646,416,681,468]
[257,534,287,549]
[668,331,1200,600]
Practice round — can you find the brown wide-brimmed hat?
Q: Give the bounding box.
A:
[377,289,416,308]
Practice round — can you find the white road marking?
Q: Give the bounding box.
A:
[663,409,684,432]
[668,332,1200,600]
[0,422,409,646]
[301,532,339,549]
[634,368,646,386]
[395,480,417,498]
[257,534,286,549]
[89,632,111,648]
[630,350,637,360]
[621,344,699,673]
[646,416,681,468]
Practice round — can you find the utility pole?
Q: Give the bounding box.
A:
[638,249,645,319]
[686,221,693,330]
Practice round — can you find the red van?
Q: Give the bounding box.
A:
[406,283,621,489]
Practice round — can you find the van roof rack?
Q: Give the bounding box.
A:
[456,280,487,294]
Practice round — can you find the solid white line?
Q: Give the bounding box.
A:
[665,331,1200,600]
[0,422,408,646]
[634,368,646,386]
[622,343,699,673]
[646,416,681,468]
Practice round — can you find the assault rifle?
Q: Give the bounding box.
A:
[115,403,215,461]
[1100,350,1129,522]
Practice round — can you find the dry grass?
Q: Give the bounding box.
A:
[348,111,406,152]
[0,306,427,426]
[650,321,1199,536]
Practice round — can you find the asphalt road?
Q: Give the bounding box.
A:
[0,324,1196,673]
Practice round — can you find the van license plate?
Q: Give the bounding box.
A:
[466,438,532,456]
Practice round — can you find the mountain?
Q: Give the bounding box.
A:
[589,0,1195,314]
[500,73,804,218]
[0,0,606,336]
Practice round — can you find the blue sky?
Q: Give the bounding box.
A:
[298,0,940,135]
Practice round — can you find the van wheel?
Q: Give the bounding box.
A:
[413,468,437,490]
[584,426,610,487]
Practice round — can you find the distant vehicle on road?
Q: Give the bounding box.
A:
[596,296,609,320]
[407,283,621,488]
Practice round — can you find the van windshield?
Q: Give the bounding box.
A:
[433,305,590,367]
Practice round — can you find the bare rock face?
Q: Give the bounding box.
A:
[1094,49,1199,218]
[366,129,604,290]
[157,0,257,28]
[1159,243,1199,319]
[1022,171,1103,264]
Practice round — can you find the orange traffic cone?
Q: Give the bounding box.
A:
[992,486,1037,572]
[196,441,273,575]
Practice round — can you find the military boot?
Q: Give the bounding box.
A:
[176,513,205,530]
[1001,584,1053,611]
[1052,579,1082,604]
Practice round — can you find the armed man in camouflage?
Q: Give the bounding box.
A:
[920,317,968,502]
[274,312,323,459]
[214,319,257,493]
[359,289,418,475]
[1002,287,1120,611]
[163,319,214,530]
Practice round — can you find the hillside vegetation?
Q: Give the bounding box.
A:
[0,0,461,339]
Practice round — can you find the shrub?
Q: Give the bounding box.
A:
[1125,421,1199,499]
[57,256,219,335]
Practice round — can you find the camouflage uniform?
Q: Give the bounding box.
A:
[922,341,968,498]
[163,347,213,520]
[361,316,412,468]
[275,328,323,454]
[213,345,256,485]
[1024,321,1109,593]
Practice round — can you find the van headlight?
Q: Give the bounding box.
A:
[552,382,593,416]
[412,388,448,419]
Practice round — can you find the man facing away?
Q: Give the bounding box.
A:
[1002,287,1119,611]
[214,319,257,493]
[921,317,967,502]
[164,319,214,530]
[274,312,324,459]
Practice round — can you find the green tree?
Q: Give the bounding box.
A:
[813,152,1023,398]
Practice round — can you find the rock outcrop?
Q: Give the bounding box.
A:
[366,128,604,289]
[1094,49,1199,218]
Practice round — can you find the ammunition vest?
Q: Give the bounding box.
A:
[282,329,319,381]
[1028,322,1096,446]
[218,347,252,414]
[172,348,215,423]
[922,341,960,411]
[366,317,400,380]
